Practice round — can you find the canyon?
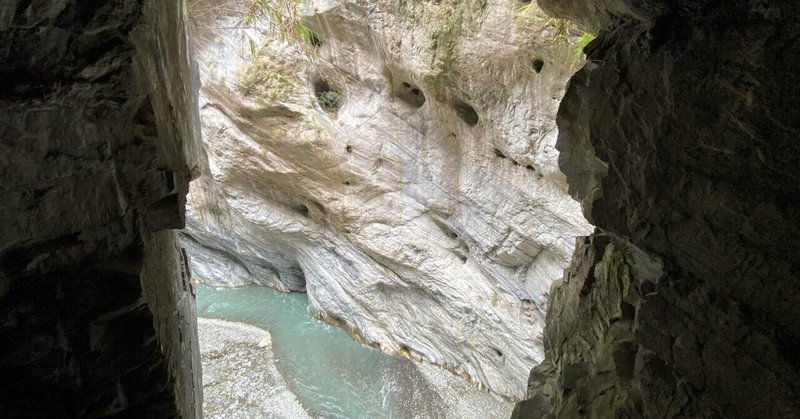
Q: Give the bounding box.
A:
[183,0,590,401]
[0,0,798,418]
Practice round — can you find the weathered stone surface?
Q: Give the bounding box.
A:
[0,0,201,416]
[183,0,591,399]
[517,0,800,417]
[197,316,512,418]
[513,233,662,418]
[198,318,312,419]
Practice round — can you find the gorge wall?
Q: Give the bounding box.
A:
[515,0,800,417]
[2,0,797,417]
[0,0,202,416]
[184,0,590,399]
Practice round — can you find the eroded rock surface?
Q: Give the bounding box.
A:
[0,0,202,416]
[516,0,800,417]
[183,0,590,399]
[199,318,312,419]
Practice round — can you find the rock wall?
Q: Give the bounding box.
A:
[183,0,590,399]
[0,0,202,416]
[515,0,800,417]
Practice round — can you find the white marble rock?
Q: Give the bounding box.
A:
[183,0,590,400]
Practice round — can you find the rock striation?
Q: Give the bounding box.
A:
[183,0,591,399]
[515,0,800,417]
[0,0,202,416]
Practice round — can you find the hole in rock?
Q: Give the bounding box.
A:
[494,148,507,158]
[314,79,343,113]
[163,170,175,192]
[306,31,322,47]
[432,218,459,240]
[532,58,544,73]
[296,204,310,217]
[346,145,352,153]
[393,79,426,108]
[310,200,327,216]
[491,347,504,358]
[452,98,479,126]
[279,265,307,292]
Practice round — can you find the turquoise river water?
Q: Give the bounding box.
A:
[195,284,512,419]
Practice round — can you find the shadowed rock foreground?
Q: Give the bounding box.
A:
[0,0,202,416]
[515,0,800,417]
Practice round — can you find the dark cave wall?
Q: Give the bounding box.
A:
[516,0,800,417]
[0,0,201,417]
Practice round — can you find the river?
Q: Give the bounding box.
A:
[196,284,513,419]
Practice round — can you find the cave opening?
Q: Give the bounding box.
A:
[314,78,344,113]
[393,78,427,108]
[451,98,480,126]
[532,58,544,73]
[179,0,597,414]
[5,0,798,418]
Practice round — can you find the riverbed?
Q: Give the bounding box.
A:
[196,284,513,418]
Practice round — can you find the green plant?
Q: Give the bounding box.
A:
[240,0,317,47]
[573,32,596,58]
[238,58,298,98]
[316,90,343,112]
[295,22,319,46]
[515,3,596,64]
[548,18,596,60]
[545,17,572,48]
[516,2,540,25]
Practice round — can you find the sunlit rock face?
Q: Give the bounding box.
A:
[183,0,590,399]
[515,0,800,417]
[0,0,201,417]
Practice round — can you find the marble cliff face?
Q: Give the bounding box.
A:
[183,0,590,399]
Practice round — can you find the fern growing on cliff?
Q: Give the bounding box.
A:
[241,0,317,48]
